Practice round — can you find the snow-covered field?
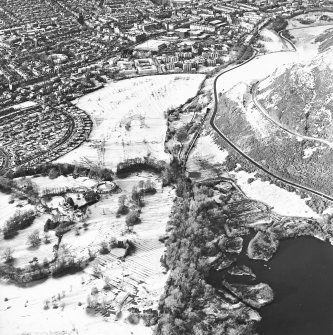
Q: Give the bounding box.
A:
[232,170,319,218]
[258,28,290,52]
[0,173,174,335]
[0,273,152,335]
[57,74,205,171]
[289,24,333,61]
[31,176,99,191]
[216,52,295,96]
[186,134,228,180]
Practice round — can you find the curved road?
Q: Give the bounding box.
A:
[252,82,333,148]
[252,27,333,149]
[210,27,333,202]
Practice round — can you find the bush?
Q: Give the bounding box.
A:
[83,191,99,203]
[99,241,110,254]
[48,168,60,180]
[176,126,189,142]
[27,230,41,248]
[116,204,129,216]
[51,256,84,278]
[127,313,141,325]
[109,237,118,249]
[125,211,141,228]
[138,179,156,195]
[2,248,14,264]
[0,177,13,194]
[131,186,144,207]
[55,221,74,237]
[116,195,129,216]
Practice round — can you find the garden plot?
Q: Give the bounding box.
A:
[57,74,205,171]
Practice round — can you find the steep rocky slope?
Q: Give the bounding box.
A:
[257,29,333,141]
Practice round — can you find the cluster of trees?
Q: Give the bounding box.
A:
[131,186,145,208]
[0,240,94,284]
[126,308,159,326]
[236,45,254,64]
[51,254,85,278]
[0,177,39,204]
[269,16,288,32]
[117,179,157,227]
[3,210,37,239]
[137,179,157,195]
[125,210,141,229]
[116,156,166,176]
[116,195,129,216]
[8,163,113,181]
[0,177,14,194]
[99,237,118,255]
[155,183,256,335]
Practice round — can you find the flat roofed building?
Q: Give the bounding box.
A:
[134,39,167,52]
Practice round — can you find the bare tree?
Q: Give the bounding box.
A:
[2,247,14,264]
[27,230,41,248]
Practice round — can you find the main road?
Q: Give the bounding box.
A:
[210,27,333,202]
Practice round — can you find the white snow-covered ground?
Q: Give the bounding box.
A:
[217,24,333,97]
[288,12,333,29]
[23,175,99,195]
[259,28,290,52]
[232,170,318,218]
[32,176,98,189]
[0,192,22,230]
[191,134,229,165]
[289,24,333,61]
[186,134,229,180]
[224,82,277,140]
[57,74,205,171]
[0,173,174,335]
[0,273,152,335]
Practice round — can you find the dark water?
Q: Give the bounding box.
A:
[209,237,333,335]
[255,237,333,335]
